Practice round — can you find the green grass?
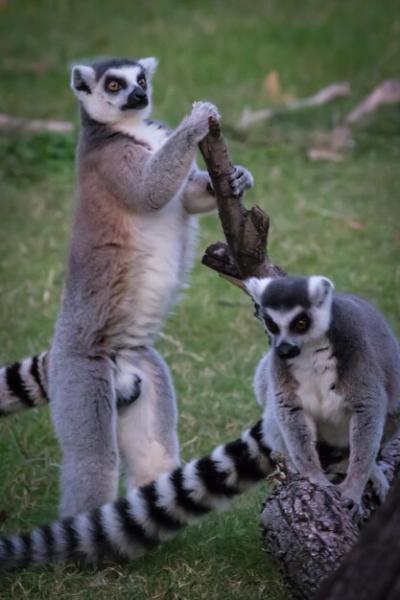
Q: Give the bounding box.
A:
[0,0,399,598]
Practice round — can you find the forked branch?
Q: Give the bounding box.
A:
[199,117,284,287]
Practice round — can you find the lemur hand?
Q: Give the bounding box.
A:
[187,101,220,141]
[230,165,254,198]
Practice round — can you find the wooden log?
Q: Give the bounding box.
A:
[260,433,400,599]
[315,436,400,600]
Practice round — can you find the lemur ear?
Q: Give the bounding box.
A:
[308,276,334,307]
[139,57,158,77]
[70,65,96,96]
[244,277,272,304]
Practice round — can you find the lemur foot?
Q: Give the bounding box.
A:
[370,463,390,503]
[229,165,254,198]
[116,375,142,410]
[188,101,221,141]
[337,482,366,520]
[342,497,365,522]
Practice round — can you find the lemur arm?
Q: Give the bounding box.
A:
[339,381,387,505]
[276,391,331,486]
[140,126,203,211]
[98,102,220,213]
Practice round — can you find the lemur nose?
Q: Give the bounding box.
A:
[276,342,300,360]
[131,87,147,100]
[123,87,148,110]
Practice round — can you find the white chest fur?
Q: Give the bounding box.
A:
[289,340,350,447]
[108,117,197,348]
[113,117,168,151]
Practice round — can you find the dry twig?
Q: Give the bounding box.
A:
[345,79,400,124]
[238,82,350,130]
[0,113,74,134]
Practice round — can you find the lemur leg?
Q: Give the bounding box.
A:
[261,402,297,472]
[275,392,331,486]
[116,347,180,490]
[339,387,387,505]
[254,355,296,471]
[182,166,254,214]
[49,352,119,518]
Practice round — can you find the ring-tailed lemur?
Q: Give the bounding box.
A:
[0,57,254,518]
[246,275,400,508]
[0,420,273,570]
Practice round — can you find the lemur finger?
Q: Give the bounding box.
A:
[191,101,221,122]
[231,166,254,183]
[229,166,254,197]
[338,483,367,521]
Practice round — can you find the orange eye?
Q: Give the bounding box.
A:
[138,77,147,89]
[291,313,311,334]
[107,80,121,92]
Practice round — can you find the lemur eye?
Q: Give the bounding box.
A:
[137,77,147,89]
[291,313,311,334]
[106,80,121,93]
[264,315,280,335]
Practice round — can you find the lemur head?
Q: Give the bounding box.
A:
[245,275,334,360]
[70,57,158,124]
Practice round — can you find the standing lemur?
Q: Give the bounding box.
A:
[1,275,399,570]
[0,57,254,518]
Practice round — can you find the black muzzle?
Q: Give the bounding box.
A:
[276,342,300,360]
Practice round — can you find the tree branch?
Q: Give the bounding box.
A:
[199,117,284,288]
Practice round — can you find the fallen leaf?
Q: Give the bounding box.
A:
[344,219,363,230]
[264,70,281,102]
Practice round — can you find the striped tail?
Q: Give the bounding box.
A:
[0,420,272,570]
[0,352,49,417]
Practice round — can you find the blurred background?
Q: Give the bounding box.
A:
[0,1,399,598]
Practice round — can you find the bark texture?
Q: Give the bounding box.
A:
[260,431,400,598]
[199,116,284,287]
